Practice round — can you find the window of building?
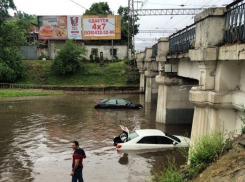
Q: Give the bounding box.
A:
[91,48,98,57]
[110,48,117,56]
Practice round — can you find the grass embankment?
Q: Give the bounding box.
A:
[17,60,131,86]
[0,90,64,98]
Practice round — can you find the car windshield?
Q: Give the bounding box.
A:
[165,133,181,143]
[128,131,139,141]
[124,99,131,104]
[100,99,108,103]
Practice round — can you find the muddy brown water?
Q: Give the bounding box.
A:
[0,94,192,182]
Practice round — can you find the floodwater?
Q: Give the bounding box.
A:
[0,93,192,182]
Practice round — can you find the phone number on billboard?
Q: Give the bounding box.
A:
[84,30,115,35]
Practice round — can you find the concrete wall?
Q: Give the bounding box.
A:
[241,61,245,91]
[36,40,127,61]
[165,86,194,124]
[178,59,199,80]
[21,45,37,60]
[84,45,127,60]
[215,60,241,91]
[194,8,226,48]
[191,106,241,140]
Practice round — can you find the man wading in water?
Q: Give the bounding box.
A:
[71,141,86,182]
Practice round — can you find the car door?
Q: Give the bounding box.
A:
[137,136,158,150]
[117,99,127,109]
[105,99,117,108]
[156,136,175,149]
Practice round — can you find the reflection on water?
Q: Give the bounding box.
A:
[0,94,191,182]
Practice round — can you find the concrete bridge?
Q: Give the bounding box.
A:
[136,1,245,141]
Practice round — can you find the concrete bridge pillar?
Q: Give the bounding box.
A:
[136,51,146,93]
[144,46,158,103]
[155,76,194,123]
[139,71,145,93]
[145,71,158,103]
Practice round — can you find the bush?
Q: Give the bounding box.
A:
[0,47,26,82]
[39,53,48,60]
[152,156,185,182]
[187,131,225,178]
[237,105,245,133]
[51,39,87,76]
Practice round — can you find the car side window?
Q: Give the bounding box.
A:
[117,99,127,105]
[106,99,116,104]
[156,136,174,144]
[137,136,157,144]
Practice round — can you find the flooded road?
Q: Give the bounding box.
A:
[0,94,191,182]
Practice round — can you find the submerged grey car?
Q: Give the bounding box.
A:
[94,98,143,109]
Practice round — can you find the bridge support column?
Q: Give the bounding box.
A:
[189,89,242,141]
[139,71,145,93]
[155,76,194,123]
[145,71,158,103]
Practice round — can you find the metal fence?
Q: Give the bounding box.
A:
[169,23,196,54]
[224,0,245,43]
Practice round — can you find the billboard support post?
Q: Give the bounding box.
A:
[111,40,114,62]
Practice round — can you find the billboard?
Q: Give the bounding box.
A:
[67,15,82,39]
[38,15,82,40]
[82,15,121,40]
[37,15,121,40]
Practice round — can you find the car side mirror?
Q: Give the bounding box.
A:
[173,141,177,145]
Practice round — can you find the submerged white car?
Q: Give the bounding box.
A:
[113,125,190,150]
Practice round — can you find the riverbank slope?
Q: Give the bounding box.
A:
[16,60,138,86]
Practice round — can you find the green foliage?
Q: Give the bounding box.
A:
[187,131,225,178]
[51,39,87,76]
[152,156,185,182]
[0,11,35,82]
[116,6,140,48]
[237,104,245,133]
[0,0,16,25]
[0,90,63,98]
[18,61,131,86]
[0,47,25,82]
[84,2,112,15]
[152,131,229,181]
[39,53,48,60]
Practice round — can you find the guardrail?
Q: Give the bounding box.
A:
[0,83,144,94]
[224,0,245,43]
[169,23,196,54]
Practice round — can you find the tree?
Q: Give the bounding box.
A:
[51,39,87,76]
[117,6,139,48]
[84,2,112,15]
[0,0,16,25]
[0,1,35,82]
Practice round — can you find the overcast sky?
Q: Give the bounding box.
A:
[9,0,233,51]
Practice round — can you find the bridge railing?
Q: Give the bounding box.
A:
[169,23,196,54]
[224,0,245,43]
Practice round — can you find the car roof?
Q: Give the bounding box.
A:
[108,98,124,100]
[134,129,166,136]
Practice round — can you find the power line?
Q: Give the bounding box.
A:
[139,29,176,33]
[70,0,87,10]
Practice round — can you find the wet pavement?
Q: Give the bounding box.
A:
[0,94,191,182]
